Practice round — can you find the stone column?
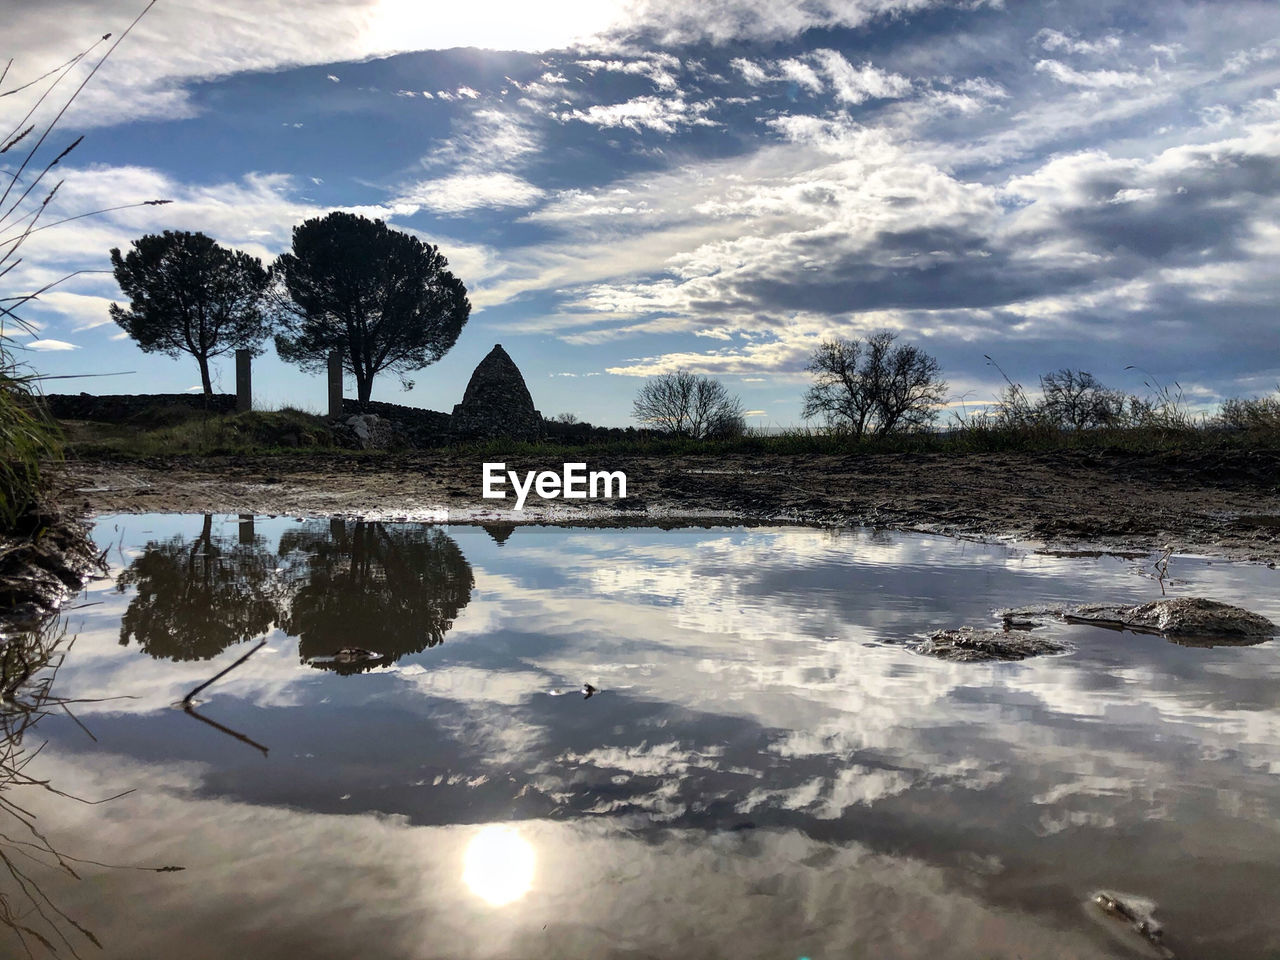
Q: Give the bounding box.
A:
[327,351,343,419]
[235,349,252,413]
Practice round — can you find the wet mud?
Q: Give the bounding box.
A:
[54,447,1280,562]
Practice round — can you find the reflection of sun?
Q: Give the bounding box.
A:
[463,825,535,906]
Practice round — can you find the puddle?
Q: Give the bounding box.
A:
[4,515,1279,958]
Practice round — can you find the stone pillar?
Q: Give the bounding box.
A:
[235,349,252,413]
[327,350,343,420]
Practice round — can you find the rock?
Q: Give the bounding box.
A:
[451,344,543,440]
[1064,597,1276,642]
[340,398,451,448]
[998,597,1276,647]
[915,627,1071,662]
[343,413,397,450]
[1089,892,1173,958]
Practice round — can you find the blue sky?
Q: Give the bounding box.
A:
[5,0,1280,426]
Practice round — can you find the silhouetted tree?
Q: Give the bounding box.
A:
[1039,369,1125,429]
[116,515,278,660]
[633,370,744,439]
[802,331,946,436]
[109,231,271,396]
[271,212,469,403]
[277,520,474,672]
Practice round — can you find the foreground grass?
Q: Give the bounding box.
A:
[61,405,1280,462]
[1,378,63,533]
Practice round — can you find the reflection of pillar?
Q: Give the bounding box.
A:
[235,349,252,412]
[328,351,343,419]
[329,517,345,541]
[239,514,255,545]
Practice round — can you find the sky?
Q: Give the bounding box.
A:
[4,0,1279,427]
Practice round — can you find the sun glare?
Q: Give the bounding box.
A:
[462,825,536,906]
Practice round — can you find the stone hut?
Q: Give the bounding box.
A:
[451,344,543,440]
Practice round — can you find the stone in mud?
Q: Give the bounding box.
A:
[915,627,1071,662]
[450,344,543,440]
[1065,597,1276,641]
[1089,891,1173,958]
[342,413,398,450]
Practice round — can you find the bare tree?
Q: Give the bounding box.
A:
[633,370,744,439]
[802,331,946,436]
[1039,369,1125,430]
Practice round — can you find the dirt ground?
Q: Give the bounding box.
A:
[52,447,1280,563]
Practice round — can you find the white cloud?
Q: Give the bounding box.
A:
[575,54,682,91]
[776,58,825,94]
[26,338,80,350]
[36,291,118,331]
[731,58,770,85]
[1034,59,1153,89]
[556,95,718,134]
[630,0,996,46]
[0,0,1000,131]
[394,172,546,214]
[1036,29,1123,56]
[812,49,913,103]
[420,109,541,172]
[724,50,910,103]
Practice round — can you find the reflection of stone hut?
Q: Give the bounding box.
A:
[481,523,516,546]
[451,344,543,440]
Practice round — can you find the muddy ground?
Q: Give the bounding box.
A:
[52,447,1280,563]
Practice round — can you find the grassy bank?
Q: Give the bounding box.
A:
[59,403,1280,462]
[63,407,338,458]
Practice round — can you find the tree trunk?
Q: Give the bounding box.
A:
[357,373,373,404]
[198,355,213,396]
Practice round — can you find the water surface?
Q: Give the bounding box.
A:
[5,515,1280,959]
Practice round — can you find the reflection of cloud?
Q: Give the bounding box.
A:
[21,750,1124,960]
[52,516,1280,910]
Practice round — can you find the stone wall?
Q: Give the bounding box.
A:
[43,393,236,423]
[341,399,453,447]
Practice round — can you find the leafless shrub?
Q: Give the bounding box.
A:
[1039,369,1127,430]
[803,332,946,437]
[1217,389,1280,435]
[633,370,744,440]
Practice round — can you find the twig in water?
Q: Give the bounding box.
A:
[1154,545,1173,597]
[181,706,269,758]
[180,639,266,707]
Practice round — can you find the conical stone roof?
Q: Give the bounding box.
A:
[451,344,543,439]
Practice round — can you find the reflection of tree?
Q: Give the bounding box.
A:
[114,518,474,673]
[278,521,474,673]
[116,515,279,661]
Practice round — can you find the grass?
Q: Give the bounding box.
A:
[0,372,63,533]
[60,405,1280,462]
[66,407,336,458]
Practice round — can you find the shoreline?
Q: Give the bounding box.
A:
[53,448,1280,564]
